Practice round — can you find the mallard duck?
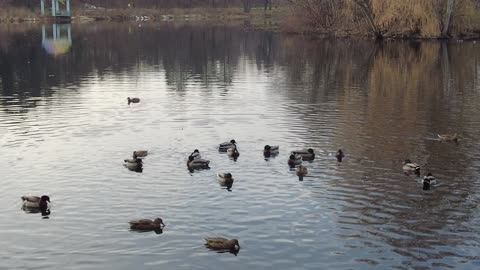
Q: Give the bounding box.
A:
[422,173,437,190]
[296,165,308,181]
[227,148,240,158]
[124,151,148,162]
[336,149,345,162]
[205,237,240,252]
[288,154,302,167]
[437,134,458,142]
[124,158,143,172]
[403,159,420,175]
[217,173,234,185]
[134,150,148,157]
[21,195,50,209]
[127,97,140,104]
[129,218,165,231]
[219,139,237,152]
[291,148,315,161]
[264,145,279,158]
[187,155,210,170]
[190,149,202,160]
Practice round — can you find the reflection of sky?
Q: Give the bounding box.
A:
[0,25,480,269]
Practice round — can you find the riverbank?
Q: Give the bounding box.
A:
[0,6,285,31]
[1,5,480,40]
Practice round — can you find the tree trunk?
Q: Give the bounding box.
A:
[442,0,456,37]
[264,0,272,11]
[242,0,251,13]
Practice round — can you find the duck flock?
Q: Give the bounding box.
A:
[20,97,460,255]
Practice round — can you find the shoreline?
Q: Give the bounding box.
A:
[1,7,479,40]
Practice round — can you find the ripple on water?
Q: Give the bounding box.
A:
[1,24,480,270]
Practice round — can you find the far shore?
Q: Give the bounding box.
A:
[1,6,479,40]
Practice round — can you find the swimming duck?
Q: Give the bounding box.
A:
[291,148,315,161]
[403,159,420,175]
[124,158,143,172]
[219,139,237,152]
[217,173,234,185]
[227,148,240,158]
[437,134,458,142]
[127,97,140,104]
[422,173,437,190]
[205,238,240,252]
[21,195,50,209]
[264,145,279,158]
[129,218,165,231]
[296,165,308,181]
[187,155,210,170]
[288,154,302,167]
[124,151,148,163]
[336,149,345,162]
[190,149,202,160]
[134,150,148,157]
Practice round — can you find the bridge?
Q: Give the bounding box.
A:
[40,0,71,20]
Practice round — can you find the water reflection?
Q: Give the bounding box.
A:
[42,24,72,57]
[0,23,479,269]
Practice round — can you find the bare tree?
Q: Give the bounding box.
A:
[442,0,456,37]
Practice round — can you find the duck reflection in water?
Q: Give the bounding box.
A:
[22,205,51,219]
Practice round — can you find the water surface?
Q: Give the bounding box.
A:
[1,23,480,269]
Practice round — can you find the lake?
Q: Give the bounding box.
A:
[1,22,480,270]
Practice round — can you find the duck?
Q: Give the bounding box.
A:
[264,145,279,158]
[291,148,315,161]
[21,195,50,209]
[219,139,237,152]
[422,173,437,190]
[134,150,148,157]
[124,151,148,163]
[124,158,143,172]
[403,159,420,175]
[336,149,345,162]
[127,97,140,104]
[227,148,240,158]
[296,165,308,181]
[190,149,202,160]
[217,173,234,185]
[288,154,302,168]
[205,237,240,252]
[129,218,165,231]
[187,155,210,171]
[437,133,458,142]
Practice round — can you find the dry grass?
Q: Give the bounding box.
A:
[0,7,39,22]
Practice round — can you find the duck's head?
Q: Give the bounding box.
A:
[40,195,50,203]
[188,156,194,161]
[423,181,430,190]
[337,149,343,156]
[193,149,199,153]
[154,218,165,228]
[264,145,271,151]
[231,239,240,250]
[225,173,233,179]
[127,97,131,102]
[133,151,138,158]
[230,139,236,144]
[404,159,412,164]
[289,154,295,160]
[308,148,314,154]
